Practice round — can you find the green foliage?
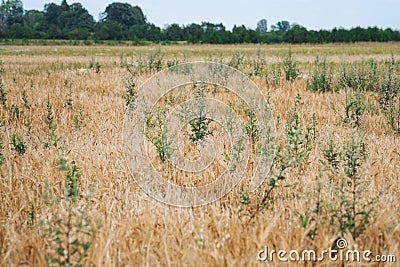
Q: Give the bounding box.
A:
[282,49,298,82]
[134,48,164,74]
[321,133,341,172]
[124,65,137,109]
[248,95,315,222]
[301,133,382,241]
[339,59,380,92]
[307,56,332,92]
[378,57,400,134]
[239,190,250,205]
[333,134,371,238]
[10,133,26,155]
[0,64,6,108]
[43,101,60,149]
[1,1,400,43]
[88,58,101,73]
[21,89,30,110]
[10,104,22,121]
[0,136,5,167]
[45,101,55,130]
[41,159,101,267]
[64,80,73,108]
[24,118,32,137]
[43,127,60,149]
[187,84,213,144]
[244,108,260,146]
[344,88,366,128]
[65,160,81,201]
[145,107,174,162]
[28,196,37,226]
[250,47,267,77]
[73,109,85,129]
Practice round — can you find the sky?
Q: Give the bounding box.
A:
[24,0,400,31]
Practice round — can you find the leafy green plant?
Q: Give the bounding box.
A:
[44,101,60,149]
[244,108,260,148]
[65,80,73,109]
[145,107,174,162]
[344,88,366,128]
[11,134,26,155]
[302,132,382,243]
[248,95,314,222]
[250,47,267,77]
[332,134,372,239]
[239,190,250,205]
[28,196,37,226]
[89,58,101,73]
[378,57,400,134]
[124,65,137,109]
[24,118,32,137]
[0,136,5,167]
[282,49,299,82]
[184,83,213,144]
[73,109,85,129]
[43,127,60,149]
[41,159,101,267]
[228,51,245,70]
[307,56,332,92]
[46,101,55,130]
[0,61,6,108]
[321,133,341,173]
[21,90,31,110]
[269,62,282,87]
[339,59,379,92]
[10,104,22,121]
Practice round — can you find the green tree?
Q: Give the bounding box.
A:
[164,23,183,41]
[284,24,309,43]
[101,2,146,31]
[184,23,203,43]
[271,20,291,32]
[0,0,23,30]
[257,19,268,33]
[23,10,44,31]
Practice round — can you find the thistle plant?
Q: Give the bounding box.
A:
[307,56,332,92]
[11,134,26,155]
[41,159,101,267]
[247,95,314,222]
[145,107,174,162]
[282,49,299,82]
[187,84,213,144]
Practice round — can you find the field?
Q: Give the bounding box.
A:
[0,43,399,266]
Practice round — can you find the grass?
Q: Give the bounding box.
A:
[0,43,399,266]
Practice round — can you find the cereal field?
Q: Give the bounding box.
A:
[0,43,399,266]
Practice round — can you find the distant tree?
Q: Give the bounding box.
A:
[201,22,227,43]
[164,23,184,41]
[23,10,45,38]
[63,3,94,38]
[284,24,309,43]
[42,1,94,39]
[101,2,146,31]
[43,2,62,27]
[24,10,44,30]
[257,19,268,33]
[144,23,161,41]
[0,0,23,30]
[184,23,203,43]
[271,20,291,32]
[95,20,123,40]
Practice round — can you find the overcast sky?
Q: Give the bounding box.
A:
[24,0,400,31]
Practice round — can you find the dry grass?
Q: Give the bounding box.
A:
[0,43,399,266]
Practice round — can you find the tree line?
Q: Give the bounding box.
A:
[1,0,399,44]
